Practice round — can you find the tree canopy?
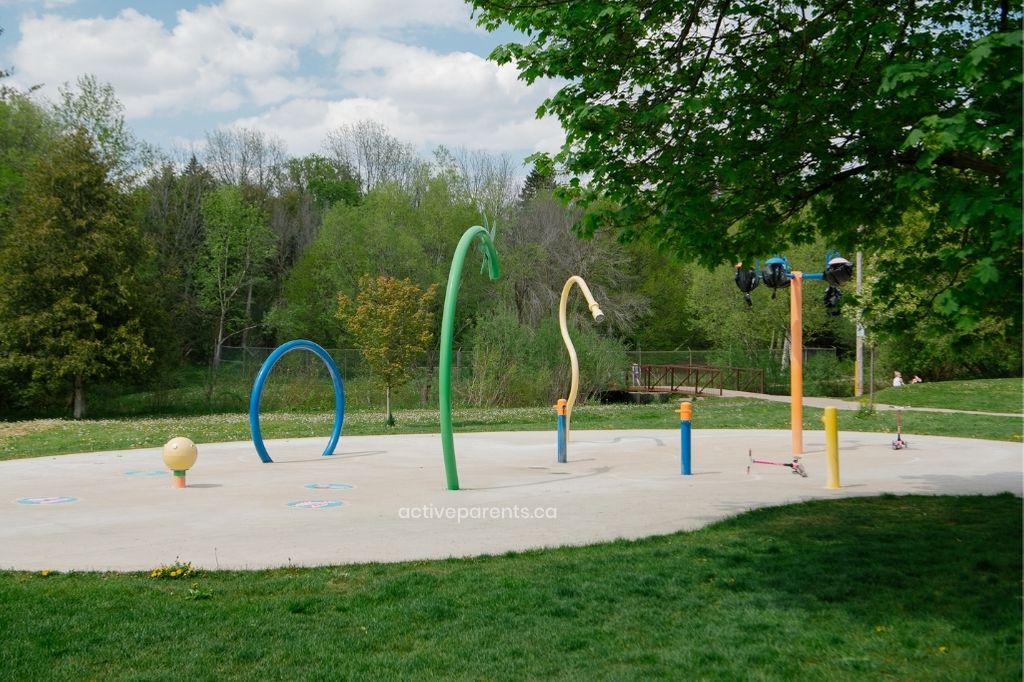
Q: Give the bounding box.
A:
[0,129,152,417]
[337,275,438,425]
[471,0,1022,336]
[195,185,275,366]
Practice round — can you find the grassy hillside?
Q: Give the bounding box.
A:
[871,377,1022,413]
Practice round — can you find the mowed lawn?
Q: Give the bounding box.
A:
[1,377,1021,460]
[0,378,1020,678]
[0,495,1019,680]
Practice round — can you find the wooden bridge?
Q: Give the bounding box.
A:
[626,364,765,396]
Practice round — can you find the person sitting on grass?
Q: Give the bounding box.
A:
[893,371,905,387]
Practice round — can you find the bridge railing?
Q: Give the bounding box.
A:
[626,364,765,395]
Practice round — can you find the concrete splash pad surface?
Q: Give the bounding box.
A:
[0,429,1020,572]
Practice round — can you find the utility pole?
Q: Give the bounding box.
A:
[854,250,864,397]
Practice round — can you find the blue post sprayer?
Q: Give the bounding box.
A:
[555,398,567,463]
[679,401,693,475]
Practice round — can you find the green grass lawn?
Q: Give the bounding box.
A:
[1,494,1018,680]
[1,378,1019,678]
[872,377,1023,413]
[1,387,1021,461]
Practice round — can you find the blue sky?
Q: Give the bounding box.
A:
[0,0,562,165]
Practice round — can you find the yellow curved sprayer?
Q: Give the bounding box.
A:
[558,276,604,445]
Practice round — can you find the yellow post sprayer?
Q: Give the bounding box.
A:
[558,276,604,446]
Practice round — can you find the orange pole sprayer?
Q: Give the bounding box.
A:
[790,271,804,455]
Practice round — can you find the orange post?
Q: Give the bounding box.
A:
[790,272,804,455]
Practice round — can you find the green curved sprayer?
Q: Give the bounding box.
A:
[439,221,501,490]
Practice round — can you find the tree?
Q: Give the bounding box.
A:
[337,275,438,425]
[266,177,472,346]
[0,129,153,417]
[271,154,362,286]
[283,154,361,211]
[472,0,1022,338]
[136,155,217,363]
[0,88,54,236]
[434,145,520,220]
[53,74,149,185]
[623,242,710,352]
[518,163,555,204]
[325,120,424,194]
[502,191,648,332]
[195,186,275,366]
[855,208,1019,379]
[204,127,286,197]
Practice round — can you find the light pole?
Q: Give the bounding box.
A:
[854,250,864,397]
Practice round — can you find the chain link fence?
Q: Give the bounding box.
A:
[216,345,845,402]
[219,346,473,380]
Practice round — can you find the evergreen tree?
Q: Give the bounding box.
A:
[0,129,153,417]
[517,164,555,204]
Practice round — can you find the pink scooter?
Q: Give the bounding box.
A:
[747,449,807,477]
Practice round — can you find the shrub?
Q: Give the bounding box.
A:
[463,308,628,407]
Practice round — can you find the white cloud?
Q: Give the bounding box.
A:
[10,7,296,117]
[219,0,468,45]
[226,37,564,160]
[336,37,564,153]
[5,1,563,162]
[0,0,75,7]
[229,97,404,156]
[244,75,327,107]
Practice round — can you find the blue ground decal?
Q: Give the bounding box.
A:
[287,500,344,509]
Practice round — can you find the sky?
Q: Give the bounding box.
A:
[0,0,564,167]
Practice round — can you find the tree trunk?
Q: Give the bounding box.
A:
[243,283,253,350]
[419,351,435,405]
[213,313,225,367]
[385,384,395,426]
[73,374,86,419]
